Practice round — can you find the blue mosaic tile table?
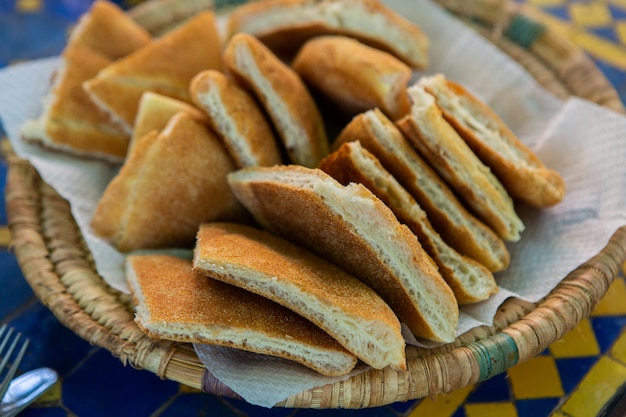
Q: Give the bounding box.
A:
[2,1,626,416]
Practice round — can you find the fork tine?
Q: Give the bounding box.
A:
[0,324,9,354]
[0,327,30,401]
[0,326,16,371]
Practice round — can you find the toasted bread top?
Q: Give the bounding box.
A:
[127,254,358,376]
[227,165,459,342]
[334,109,510,272]
[83,11,223,132]
[131,92,207,153]
[223,33,328,167]
[91,112,246,252]
[420,74,565,207]
[292,35,412,120]
[190,70,284,168]
[226,0,429,68]
[68,0,152,60]
[398,84,524,241]
[193,222,406,369]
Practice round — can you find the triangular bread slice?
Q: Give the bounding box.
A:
[419,74,565,207]
[68,0,152,60]
[20,0,151,162]
[84,11,223,134]
[320,141,498,304]
[397,84,524,241]
[193,222,406,369]
[226,0,429,69]
[190,70,283,168]
[91,112,247,252]
[20,44,130,162]
[127,254,358,376]
[223,33,328,168]
[334,109,510,272]
[130,92,207,154]
[227,165,459,343]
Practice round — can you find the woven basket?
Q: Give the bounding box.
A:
[4,0,626,409]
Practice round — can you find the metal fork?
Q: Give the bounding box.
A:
[0,325,29,402]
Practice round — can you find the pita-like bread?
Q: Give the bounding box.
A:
[68,0,151,60]
[190,70,283,168]
[130,92,207,154]
[292,36,412,120]
[226,0,429,69]
[193,223,406,370]
[21,45,129,162]
[419,74,565,207]
[127,254,358,376]
[91,112,247,252]
[20,0,151,162]
[334,109,510,272]
[320,141,498,304]
[397,84,524,241]
[228,165,459,343]
[223,33,328,168]
[84,11,223,134]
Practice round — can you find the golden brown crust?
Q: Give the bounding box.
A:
[397,84,524,242]
[421,75,566,207]
[91,112,248,252]
[20,0,151,161]
[91,131,158,242]
[292,36,412,121]
[334,109,510,272]
[83,11,223,133]
[319,141,498,304]
[193,222,406,369]
[226,0,429,68]
[190,70,284,168]
[127,254,358,376]
[223,33,328,168]
[20,44,129,162]
[68,0,152,60]
[227,165,459,343]
[131,92,207,154]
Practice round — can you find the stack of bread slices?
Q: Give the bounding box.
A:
[21,0,565,376]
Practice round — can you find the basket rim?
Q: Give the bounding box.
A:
[4,0,626,409]
[5,150,626,408]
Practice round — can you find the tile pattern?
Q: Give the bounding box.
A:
[1,1,626,416]
[517,0,626,103]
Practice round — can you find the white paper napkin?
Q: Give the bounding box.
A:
[1,0,625,408]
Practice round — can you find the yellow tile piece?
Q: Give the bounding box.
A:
[609,0,626,10]
[507,356,565,399]
[573,30,626,70]
[592,278,626,316]
[611,330,626,365]
[522,5,626,70]
[35,381,61,403]
[178,383,202,394]
[528,0,565,7]
[0,227,10,247]
[549,318,601,358]
[570,3,613,27]
[409,383,474,417]
[616,21,626,46]
[465,402,518,417]
[560,356,626,417]
[16,0,41,12]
